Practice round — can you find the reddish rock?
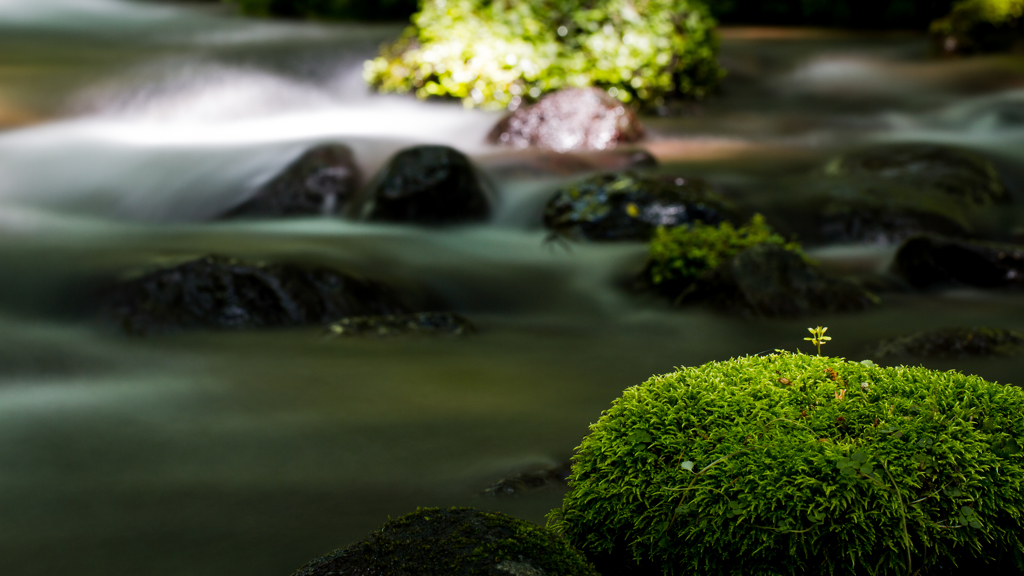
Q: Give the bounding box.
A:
[488,87,644,152]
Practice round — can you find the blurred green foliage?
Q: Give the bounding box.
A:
[706,0,954,28]
[930,0,1024,53]
[363,0,722,110]
[227,0,418,20]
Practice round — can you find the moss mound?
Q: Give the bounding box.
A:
[364,0,722,110]
[549,352,1024,575]
[292,507,599,576]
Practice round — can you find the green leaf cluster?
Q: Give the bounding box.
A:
[548,352,1024,575]
[647,214,802,285]
[930,0,1024,39]
[363,0,723,110]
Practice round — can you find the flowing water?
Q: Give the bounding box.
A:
[3,2,1024,575]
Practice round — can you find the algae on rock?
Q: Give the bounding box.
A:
[364,0,723,110]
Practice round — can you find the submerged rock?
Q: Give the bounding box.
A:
[324,312,475,337]
[870,327,1024,358]
[290,507,599,576]
[489,88,644,152]
[480,147,657,180]
[812,143,1010,244]
[222,144,361,219]
[354,145,491,224]
[544,172,735,242]
[892,235,1024,289]
[102,256,410,335]
[483,461,571,497]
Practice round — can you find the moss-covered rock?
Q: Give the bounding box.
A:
[101,255,411,335]
[892,234,1024,289]
[545,172,735,242]
[549,352,1024,576]
[324,311,475,337]
[226,0,418,21]
[870,326,1024,358]
[292,507,599,576]
[931,0,1024,54]
[364,0,723,110]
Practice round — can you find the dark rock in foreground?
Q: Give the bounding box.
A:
[483,461,570,497]
[324,312,475,337]
[223,144,361,218]
[103,256,410,335]
[544,172,735,242]
[291,507,598,576]
[489,87,644,152]
[870,327,1024,358]
[652,244,876,317]
[354,145,491,225]
[892,235,1024,289]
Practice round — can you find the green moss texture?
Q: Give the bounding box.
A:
[364,0,723,110]
[549,352,1024,575]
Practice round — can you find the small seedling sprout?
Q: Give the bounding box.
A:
[804,326,831,356]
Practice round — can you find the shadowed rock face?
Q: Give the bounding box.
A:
[892,235,1024,289]
[223,144,361,218]
[489,88,644,152]
[544,172,736,242]
[102,256,411,334]
[290,507,599,576]
[869,327,1024,358]
[356,145,491,224]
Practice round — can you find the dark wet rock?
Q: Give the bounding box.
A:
[102,255,411,335]
[870,327,1024,358]
[651,244,877,317]
[892,235,1024,289]
[223,144,361,218]
[324,311,474,337]
[354,145,491,224]
[811,143,1010,244]
[290,507,599,576]
[544,172,736,242]
[489,87,644,152]
[483,461,571,497]
[480,147,657,180]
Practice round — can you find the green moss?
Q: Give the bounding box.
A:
[364,0,723,110]
[549,352,1024,575]
[648,214,803,285]
[930,0,1024,52]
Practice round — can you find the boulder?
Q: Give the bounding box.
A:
[223,144,361,219]
[102,255,410,335]
[489,88,644,152]
[354,145,491,224]
[892,235,1024,289]
[544,172,735,242]
[290,507,599,576]
[870,326,1024,358]
[324,312,475,337]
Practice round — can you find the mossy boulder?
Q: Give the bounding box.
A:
[549,352,1024,576]
[101,255,411,335]
[291,507,599,576]
[892,234,1024,289]
[324,311,475,337]
[931,0,1024,54]
[488,87,644,152]
[363,0,722,110]
[222,144,361,219]
[353,145,492,224]
[643,215,875,316]
[544,172,736,242]
[870,326,1024,358]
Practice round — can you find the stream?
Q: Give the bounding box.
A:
[2,2,1024,575]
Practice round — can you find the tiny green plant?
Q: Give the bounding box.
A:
[804,326,831,356]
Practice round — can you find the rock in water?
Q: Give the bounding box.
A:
[223,144,361,218]
[544,172,735,241]
[489,88,644,152]
[892,235,1024,289]
[324,312,475,337]
[355,145,491,224]
[102,256,410,334]
[870,327,1024,358]
[290,507,599,576]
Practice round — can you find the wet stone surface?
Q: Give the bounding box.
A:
[488,87,644,152]
[892,235,1024,289]
[869,326,1024,358]
[483,461,571,497]
[544,172,736,242]
[324,311,475,337]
